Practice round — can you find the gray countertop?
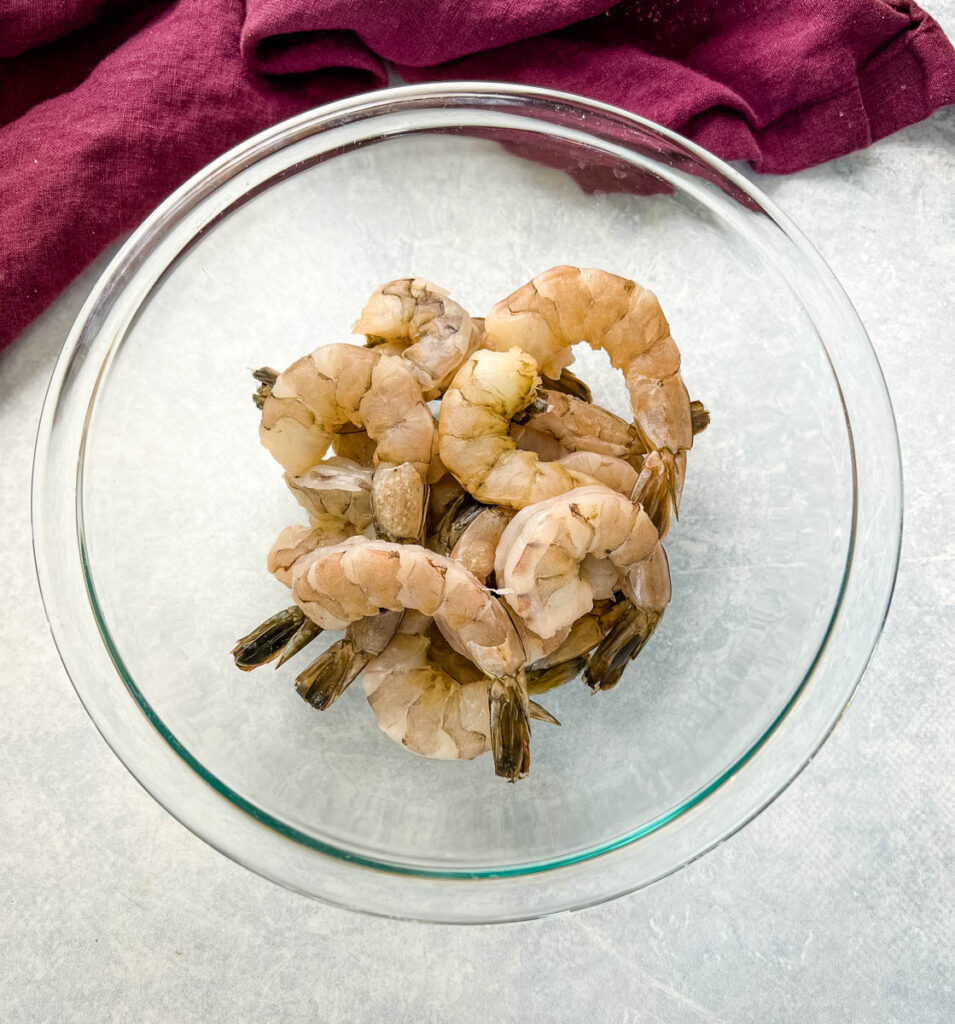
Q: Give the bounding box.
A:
[2,17,954,1022]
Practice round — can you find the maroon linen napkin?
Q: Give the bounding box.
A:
[2,0,953,350]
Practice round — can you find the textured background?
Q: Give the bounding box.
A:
[2,14,954,1023]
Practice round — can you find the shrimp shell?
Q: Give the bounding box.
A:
[483,266,692,455]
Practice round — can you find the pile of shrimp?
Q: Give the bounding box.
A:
[233,268,709,781]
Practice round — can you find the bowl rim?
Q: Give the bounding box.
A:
[32,81,903,921]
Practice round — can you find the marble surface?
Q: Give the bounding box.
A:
[2,36,954,1024]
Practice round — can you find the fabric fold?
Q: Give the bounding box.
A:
[1,0,953,349]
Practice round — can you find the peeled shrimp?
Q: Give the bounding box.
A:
[494,485,660,639]
[230,521,355,671]
[291,538,531,779]
[353,278,481,400]
[258,345,434,540]
[438,347,599,509]
[483,266,692,460]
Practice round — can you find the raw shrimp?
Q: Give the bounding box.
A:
[284,457,372,530]
[230,517,368,671]
[557,451,639,498]
[363,615,559,761]
[494,485,660,639]
[267,519,367,587]
[296,609,403,711]
[585,543,671,691]
[438,347,599,509]
[353,278,481,400]
[258,345,434,540]
[449,506,515,581]
[331,429,376,466]
[516,391,708,517]
[483,266,692,461]
[291,538,532,779]
[517,389,640,462]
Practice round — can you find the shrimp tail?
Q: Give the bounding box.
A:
[527,655,588,695]
[275,616,323,668]
[542,368,593,404]
[527,700,561,726]
[631,450,673,538]
[232,606,306,671]
[489,675,531,781]
[584,607,663,692]
[428,491,487,554]
[295,638,366,710]
[690,400,710,436]
[251,367,278,410]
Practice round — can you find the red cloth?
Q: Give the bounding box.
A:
[2,0,954,350]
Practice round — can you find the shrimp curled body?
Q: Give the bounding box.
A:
[483,266,692,459]
[259,344,434,540]
[291,537,532,779]
[438,347,599,509]
[494,485,661,640]
[353,278,481,400]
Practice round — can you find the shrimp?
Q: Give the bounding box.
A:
[241,512,371,673]
[284,458,372,530]
[519,392,710,466]
[265,523,405,709]
[529,598,633,671]
[267,519,367,587]
[231,516,367,672]
[449,506,515,581]
[296,609,403,711]
[484,266,691,450]
[438,347,599,509]
[557,451,640,498]
[585,543,671,691]
[494,485,660,639]
[517,389,640,463]
[484,267,694,509]
[363,615,559,761]
[331,429,376,467]
[257,345,434,540]
[353,278,481,400]
[291,538,532,779]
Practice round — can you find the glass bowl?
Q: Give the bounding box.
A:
[33,84,902,923]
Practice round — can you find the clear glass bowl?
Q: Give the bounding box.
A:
[33,84,902,922]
